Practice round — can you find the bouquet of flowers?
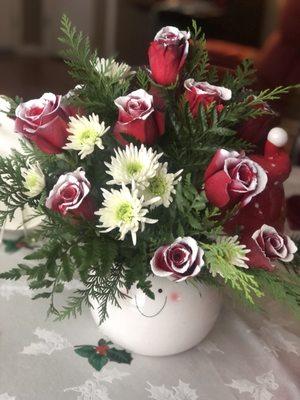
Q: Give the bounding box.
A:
[0,17,299,330]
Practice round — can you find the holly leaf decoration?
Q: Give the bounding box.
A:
[107,348,133,364]
[88,353,109,371]
[74,338,132,372]
[74,345,95,358]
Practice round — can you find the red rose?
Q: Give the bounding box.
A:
[15,93,70,154]
[204,149,268,209]
[184,79,232,117]
[114,89,164,145]
[46,168,95,220]
[150,237,204,282]
[243,224,297,271]
[148,26,190,86]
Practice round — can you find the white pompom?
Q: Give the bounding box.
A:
[267,127,288,148]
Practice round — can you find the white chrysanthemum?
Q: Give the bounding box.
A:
[0,95,11,114]
[94,57,132,80]
[141,163,183,208]
[96,183,158,245]
[105,144,162,188]
[216,235,250,269]
[64,114,109,159]
[21,163,45,198]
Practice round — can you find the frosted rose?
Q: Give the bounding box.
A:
[46,168,95,220]
[204,149,268,208]
[244,224,297,271]
[151,237,204,282]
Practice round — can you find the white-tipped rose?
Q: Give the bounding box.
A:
[22,163,45,198]
[151,237,204,282]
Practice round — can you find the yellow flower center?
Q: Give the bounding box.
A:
[126,161,143,176]
[116,202,134,223]
[148,175,167,197]
[78,129,97,144]
[26,173,38,188]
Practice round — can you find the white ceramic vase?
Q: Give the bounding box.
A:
[90,275,222,356]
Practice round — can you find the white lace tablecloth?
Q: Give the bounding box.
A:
[0,170,300,400]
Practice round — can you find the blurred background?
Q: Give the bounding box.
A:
[0,0,300,159]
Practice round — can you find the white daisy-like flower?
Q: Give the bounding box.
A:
[95,183,158,245]
[21,163,45,198]
[0,95,11,115]
[141,163,183,208]
[64,114,109,159]
[216,235,250,269]
[105,144,162,188]
[94,57,133,80]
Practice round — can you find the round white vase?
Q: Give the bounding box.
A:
[90,276,222,357]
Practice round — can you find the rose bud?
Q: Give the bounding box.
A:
[15,92,71,154]
[243,224,297,271]
[204,149,268,209]
[150,237,204,282]
[114,89,164,145]
[46,168,95,220]
[184,79,232,117]
[148,26,190,86]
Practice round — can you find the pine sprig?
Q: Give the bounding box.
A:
[203,242,263,304]
[56,265,127,323]
[59,14,98,84]
[253,269,300,316]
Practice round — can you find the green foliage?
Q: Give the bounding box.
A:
[202,242,263,304]
[59,15,132,123]
[253,268,300,316]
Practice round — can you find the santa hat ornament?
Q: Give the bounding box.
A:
[225,127,291,235]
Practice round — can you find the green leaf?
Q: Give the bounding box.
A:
[107,348,133,364]
[74,345,96,358]
[29,280,54,289]
[62,255,74,282]
[24,248,46,260]
[88,353,109,371]
[31,292,52,300]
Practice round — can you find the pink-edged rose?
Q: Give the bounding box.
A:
[114,89,164,145]
[204,149,268,209]
[184,79,231,117]
[150,237,204,282]
[15,92,70,154]
[46,168,95,220]
[244,224,297,271]
[148,26,190,86]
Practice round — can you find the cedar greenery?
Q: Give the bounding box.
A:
[0,16,299,323]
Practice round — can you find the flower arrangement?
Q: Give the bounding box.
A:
[0,16,299,329]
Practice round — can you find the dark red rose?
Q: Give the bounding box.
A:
[46,168,95,220]
[150,237,204,282]
[243,224,297,271]
[204,149,268,209]
[148,26,190,86]
[184,79,231,117]
[15,92,71,154]
[114,89,164,145]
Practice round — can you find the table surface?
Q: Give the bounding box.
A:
[0,170,300,400]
